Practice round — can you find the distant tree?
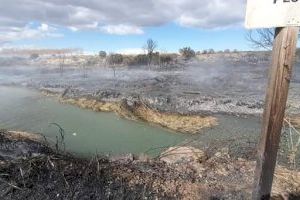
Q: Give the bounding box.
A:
[233,49,238,53]
[108,53,123,77]
[108,54,123,65]
[144,38,157,65]
[160,54,172,67]
[152,52,160,65]
[82,63,88,78]
[99,51,107,59]
[202,50,208,54]
[59,54,65,76]
[87,57,98,66]
[30,53,39,60]
[224,49,231,53]
[179,47,196,60]
[208,49,215,54]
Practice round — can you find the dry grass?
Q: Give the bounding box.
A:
[291,116,300,129]
[40,89,60,97]
[118,101,217,134]
[273,167,300,195]
[1,131,299,199]
[160,146,300,198]
[5,131,43,142]
[60,98,119,112]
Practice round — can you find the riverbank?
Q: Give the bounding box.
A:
[1,130,299,199]
[59,96,217,134]
[2,52,300,118]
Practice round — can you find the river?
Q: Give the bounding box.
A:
[0,86,188,156]
[0,86,265,158]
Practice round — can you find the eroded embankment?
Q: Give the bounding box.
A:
[59,97,217,134]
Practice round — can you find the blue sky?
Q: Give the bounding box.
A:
[12,23,250,53]
[0,0,260,53]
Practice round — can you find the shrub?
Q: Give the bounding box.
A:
[108,54,123,65]
[160,54,172,66]
[133,54,149,65]
[179,47,196,60]
[30,53,39,60]
[99,51,107,59]
[208,49,215,54]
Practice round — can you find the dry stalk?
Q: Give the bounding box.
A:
[284,118,300,168]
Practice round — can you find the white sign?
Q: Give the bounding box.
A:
[245,0,300,29]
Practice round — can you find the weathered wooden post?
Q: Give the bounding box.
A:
[245,1,299,199]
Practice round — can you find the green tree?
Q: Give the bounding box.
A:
[99,51,107,59]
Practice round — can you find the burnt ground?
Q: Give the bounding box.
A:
[0,130,235,200]
[0,52,299,116]
[0,53,300,199]
[1,131,300,200]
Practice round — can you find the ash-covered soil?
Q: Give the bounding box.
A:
[0,52,299,116]
[1,130,300,200]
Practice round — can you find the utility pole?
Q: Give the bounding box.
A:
[252,26,299,199]
[245,1,300,199]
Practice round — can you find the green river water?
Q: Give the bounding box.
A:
[0,86,188,156]
[0,86,263,158]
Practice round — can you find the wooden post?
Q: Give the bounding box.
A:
[252,27,299,200]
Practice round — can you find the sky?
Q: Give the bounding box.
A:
[0,0,256,53]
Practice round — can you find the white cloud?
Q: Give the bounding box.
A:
[38,23,49,31]
[0,23,63,44]
[0,0,246,43]
[101,25,144,35]
[69,26,79,32]
[117,48,145,55]
[175,0,245,29]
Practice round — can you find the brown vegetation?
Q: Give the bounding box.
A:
[291,116,300,129]
[118,100,217,134]
[3,131,44,143]
[59,97,217,134]
[160,146,300,199]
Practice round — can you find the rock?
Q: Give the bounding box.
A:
[160,146,207,164]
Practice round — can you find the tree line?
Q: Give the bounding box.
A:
[96,38,241,66]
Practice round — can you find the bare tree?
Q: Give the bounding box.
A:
[108,53,123,77]
[81,61,89,79]
[144,39,157,65]
[59,54,65,76]
[246,29,275,50]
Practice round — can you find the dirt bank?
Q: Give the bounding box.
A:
[59,96,217,134]
[1,131,299,199]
